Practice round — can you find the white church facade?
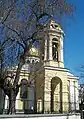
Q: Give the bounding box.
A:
[0,20,79,114]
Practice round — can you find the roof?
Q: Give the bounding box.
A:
[67,71,79,80]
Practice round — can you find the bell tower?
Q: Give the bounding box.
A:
[31,20,79,113]
[39,20,64,67]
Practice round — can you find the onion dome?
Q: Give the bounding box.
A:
[29,46,39,57]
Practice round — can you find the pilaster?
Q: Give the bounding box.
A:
[60,35,64,63]
[44,77,51,112]
[49,36,53,60]
[62,81,69,112]
[44,34,47,61]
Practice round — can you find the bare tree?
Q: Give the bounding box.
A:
[0,0,75,114]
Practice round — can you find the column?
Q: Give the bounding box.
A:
[44,77,51,113]
[5,95,9,110]
[16,90,23,111]
[49,36,53,60]
[75,82,79,110]
[60,35,64,62]
[62,81,69,112]
[70,81,75,111]
[28,87,34,111]
[44,34,47,60]
[67,80,70,112]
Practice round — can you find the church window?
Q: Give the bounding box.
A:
[51,24,58,29]
[20,79,28,99]
[27,60,30,64]
[32,60,34,63]
[42,54,44,60]
[36,60,39,63]
[55,24,58,28]
[52,42,58,61]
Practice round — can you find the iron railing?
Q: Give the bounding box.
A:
[1,99,79,114]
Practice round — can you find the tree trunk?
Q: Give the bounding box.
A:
[7,89,16,114]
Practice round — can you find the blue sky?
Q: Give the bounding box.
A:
[0,0,83,84]
[64,0,84,84]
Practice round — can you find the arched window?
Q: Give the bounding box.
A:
[52,38,59,61]
[20,79,28,99]
[27,60,30,64]
[32,60,34,63]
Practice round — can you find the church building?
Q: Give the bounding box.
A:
[4,20,79,113]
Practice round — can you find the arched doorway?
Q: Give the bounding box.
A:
[51,77,62,113]
[20,78,35,113]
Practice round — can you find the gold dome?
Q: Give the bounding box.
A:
[29,46,39,57]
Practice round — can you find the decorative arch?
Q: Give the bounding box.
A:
[20,78,28,99]
[51,76,62,113]
[20,78,35,113]
[52,38,59,61]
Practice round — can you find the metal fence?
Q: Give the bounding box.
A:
[0,99,79,114]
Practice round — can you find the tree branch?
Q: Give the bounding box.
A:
[2,23,25,46]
